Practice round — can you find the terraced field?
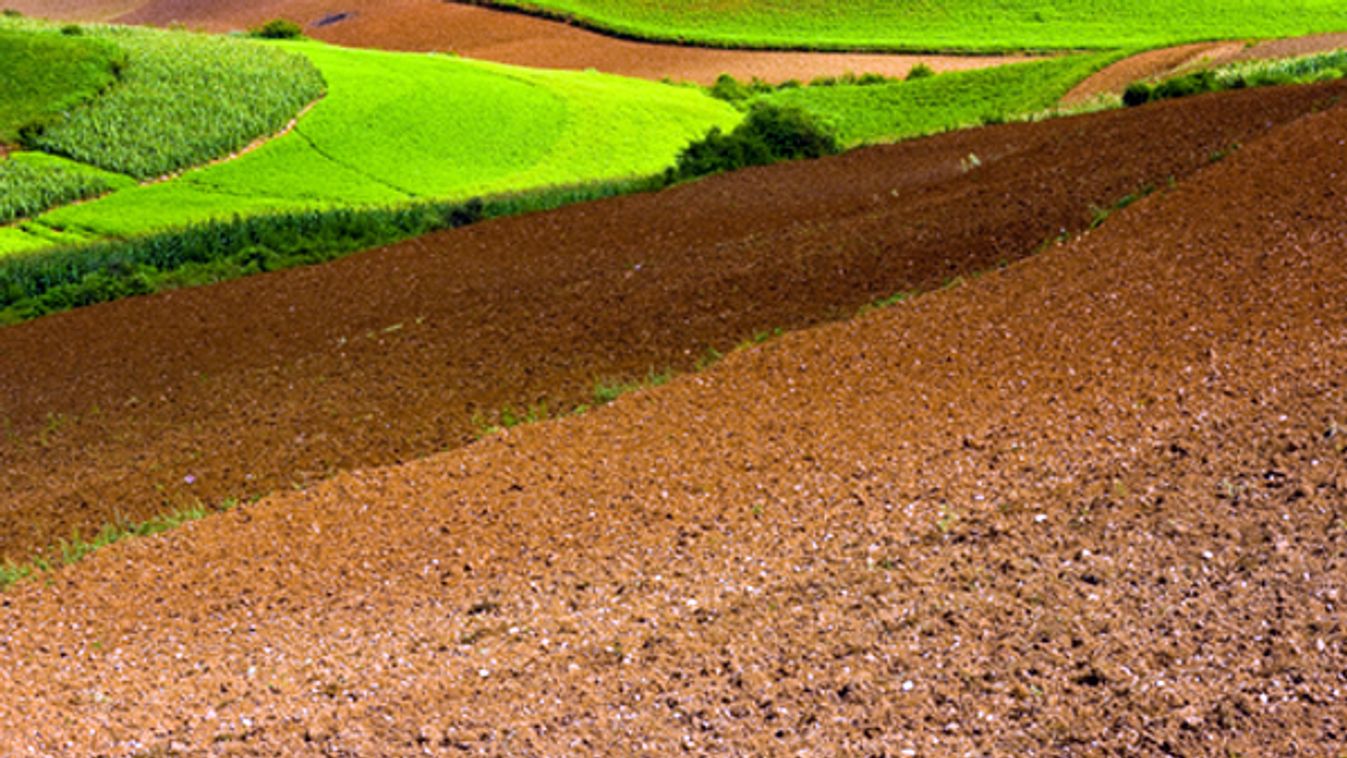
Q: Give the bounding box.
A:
[468,0,1347,51]
[0,22,739,254]
[2,1,1347,755]
[1,76,1345,754]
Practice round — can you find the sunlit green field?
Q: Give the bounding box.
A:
[4,39,740,252]
[471,0,1347,52]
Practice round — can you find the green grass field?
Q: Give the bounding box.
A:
[7,19,326,179]
[0,27,122,142]
[469,0,1347,52]
[0,152,135,222]
[754,52,1124,145]
[3,40,740,252]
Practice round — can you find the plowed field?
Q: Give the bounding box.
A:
[0,79,1344,753]
[5,82,1343,564]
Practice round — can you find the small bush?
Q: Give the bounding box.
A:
[907,63,935,81]
[2,9,24,17]
[1152,70,1217,100]
[1122,81,1153,107]
[667,103,839,182]
[248,19,303,40]
[59,24,83,36]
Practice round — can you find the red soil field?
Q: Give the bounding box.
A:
[4,0,1037,84]
[4,82,1342,565]
[0,79,1344,754]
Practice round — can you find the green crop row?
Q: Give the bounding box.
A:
[1125,48,1347,106]
[750,51,1125,145]
[4,18,325,179]
[462,0,1347,53]
[0,153,133,223]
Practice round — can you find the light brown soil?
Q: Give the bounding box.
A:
[4,81,1341,566]
[12,0,1038,84]
[0,79,1344,755]
[1061,42,1237,105]
[1064,33,1347,105]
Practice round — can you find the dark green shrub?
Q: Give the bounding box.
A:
[1122,81,1153,107]
[248,19,304,40]
[907,63,935,81]
[1152,70,1217,100]
[709,73,752,102]
[2,9,24,17]
[857,73,889,86]
[667,104,840,183]
[59,24,83,36]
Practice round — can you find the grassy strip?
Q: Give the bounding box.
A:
[458,0,1347,53]
[751,51,1125,145]
[0,153,133,223]
[0,176,662,325]
[5,17,326,179]
[0,25,123,142]
[1125,48,1347,106]
[0,499,233,591]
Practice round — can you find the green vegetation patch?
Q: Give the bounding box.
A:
[0,152,134,223]
[5,18,325,179]
[466,0,1347,52]
[16,41,739,248]
[0,27,123,142]
[1125,48,1347,106]
[753,52,1124,145]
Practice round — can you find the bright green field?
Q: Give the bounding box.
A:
[473,0,1347,52]
[756,52,1124,145]
[0,28,121,142]
[6,41,739,252]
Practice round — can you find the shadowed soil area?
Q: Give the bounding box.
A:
[2,81,1346,564]
[6,0,1037,83]
[0,78,1344,754]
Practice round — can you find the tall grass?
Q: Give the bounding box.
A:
[1125,48,1347,106]
[6,18,326,179]
[0,154,125,222]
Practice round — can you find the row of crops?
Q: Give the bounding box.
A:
[0,153,132,223]
[5,18,326,179]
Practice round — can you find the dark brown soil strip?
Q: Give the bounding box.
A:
[2,81,1344,563]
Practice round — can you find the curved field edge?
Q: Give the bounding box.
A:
[0,40,740,253]
[0,26,122,143]
[456,0,1347,53]
[749,51,1127,146]
[1,17,325,179]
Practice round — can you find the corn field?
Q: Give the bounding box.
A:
[0,157,114,223]
[23,24,325,179]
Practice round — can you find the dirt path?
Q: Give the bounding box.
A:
[0,76,1343,755]
[3,81,1344,566]
[14,0,1038,84]
[1064,33,1347,104]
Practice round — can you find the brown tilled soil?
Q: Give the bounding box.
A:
[0,79,1345,755]
[6,0,1038,84]
[5,82,1345,565]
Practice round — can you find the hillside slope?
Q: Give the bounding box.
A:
[1,73,1344,754]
